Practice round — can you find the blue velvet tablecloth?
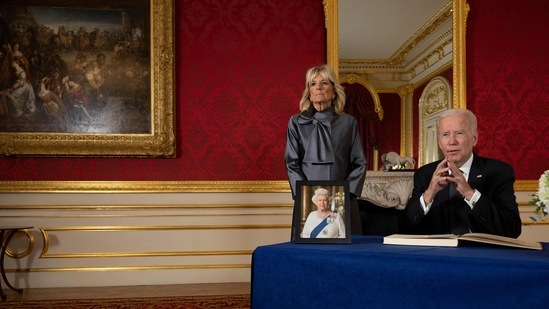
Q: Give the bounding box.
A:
[251,235,548,308]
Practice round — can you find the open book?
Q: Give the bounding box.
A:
[383,233,543,250]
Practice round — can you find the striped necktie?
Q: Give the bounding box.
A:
[449,183,460,199]
[448,169,464,199]
[449,169,469,234]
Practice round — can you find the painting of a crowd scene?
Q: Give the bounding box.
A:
[0,3,151,134]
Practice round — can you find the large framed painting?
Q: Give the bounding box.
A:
[293,180,351,244]
[0,0,175,157]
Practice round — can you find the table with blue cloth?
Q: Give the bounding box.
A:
[251,235,548,308]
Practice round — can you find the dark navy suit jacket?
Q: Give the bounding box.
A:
[400,154,521,238]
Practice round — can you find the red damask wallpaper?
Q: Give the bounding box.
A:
[0,0,326,181]
[1,0,546,182]
[466,0,549,180]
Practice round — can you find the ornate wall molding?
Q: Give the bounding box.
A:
[360,171,414,210]
[0,179,536,193]
[0,180,291,193]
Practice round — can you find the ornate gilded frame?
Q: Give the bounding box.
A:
[0,0,175,157]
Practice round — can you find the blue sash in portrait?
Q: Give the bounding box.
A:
[310,218,329,238]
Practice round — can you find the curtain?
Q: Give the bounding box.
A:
[343,83,380,170]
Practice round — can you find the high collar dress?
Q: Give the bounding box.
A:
[285,105,367,198]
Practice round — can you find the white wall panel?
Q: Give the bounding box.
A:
[0,192,292,288]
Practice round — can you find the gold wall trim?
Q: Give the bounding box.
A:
[5,229,34,259]
[0,213,291,219]
[40,225,290,257]
[7,264,251,273]
[41,225,290,231]
[515,180,537,191]
[324,0,338,75]
[43,250,254,259]
[0,179,535,193]
[522,222,549,226]
[0,203,293,211]
[0,180,291,193]
[453,0,469,109]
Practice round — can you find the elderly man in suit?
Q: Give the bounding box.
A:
[400,109,521,238]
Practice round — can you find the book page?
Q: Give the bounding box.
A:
[383,233,543,250]
[459,233,542,250]
[386,234,455,239]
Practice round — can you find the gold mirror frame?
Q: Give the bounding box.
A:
[324,0,467,108]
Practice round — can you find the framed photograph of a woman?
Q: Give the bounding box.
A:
[293,180,351,244]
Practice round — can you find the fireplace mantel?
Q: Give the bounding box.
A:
[359,171,414,210]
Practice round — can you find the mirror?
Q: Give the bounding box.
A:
[324,0,468,166]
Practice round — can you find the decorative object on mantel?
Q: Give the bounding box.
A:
[381,152,415,171]
[360,171,414,210]
[530,169,549,223]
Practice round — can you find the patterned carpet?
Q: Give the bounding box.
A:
[0,294,250,309]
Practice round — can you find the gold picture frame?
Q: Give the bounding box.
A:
[0,0,175,157]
